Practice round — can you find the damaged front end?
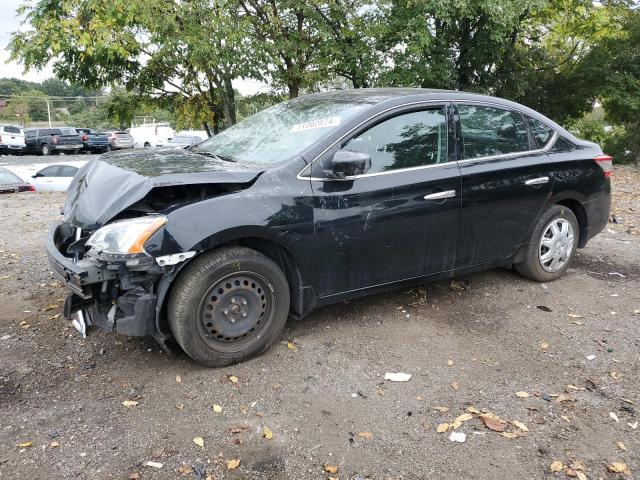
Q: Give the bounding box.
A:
[47,217,195,343]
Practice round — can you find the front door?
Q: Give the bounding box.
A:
[455,103,555,267]
[308,104,461,297]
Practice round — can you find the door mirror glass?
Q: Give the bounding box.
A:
[329,150,371,178]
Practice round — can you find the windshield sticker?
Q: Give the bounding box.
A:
[290,116,341,133]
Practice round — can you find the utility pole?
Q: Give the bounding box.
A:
[45,98,51,127]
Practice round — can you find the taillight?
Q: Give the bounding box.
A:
[81,134,88,141]
[27,184,36,192]
[594,155,613,178]
[52,135,58,144]
[0,135,2,143]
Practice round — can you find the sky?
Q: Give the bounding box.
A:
[0,0,265,95]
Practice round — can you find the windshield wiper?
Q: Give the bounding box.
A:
[191,149,236,163]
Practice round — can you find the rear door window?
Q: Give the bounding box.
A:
[60,166,79,177]
[341,107,448,173]
[458,105,529,159]
[526,116,556,148]
[37,166,62,177]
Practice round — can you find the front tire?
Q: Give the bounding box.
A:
[168,247,290,367]
[514,205,579,282]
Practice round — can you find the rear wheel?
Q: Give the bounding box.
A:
[144,142,151,148]
[40,143,50,156]
[168,247,290,367]
[514,205,579,282]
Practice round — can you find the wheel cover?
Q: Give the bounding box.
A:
[196,271,275,352]
[538,217,575,272]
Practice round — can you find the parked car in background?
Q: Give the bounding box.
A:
[105,131,134,150]
[75,128,110,153]
[0,125,26,155]
[47,89,611,367]
[25,128,83,155]
[0,167,34,193]
[30,164,79,192]
[128,124,174,148]
[167,135,203,148]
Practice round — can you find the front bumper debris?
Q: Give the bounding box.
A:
[46,221,161,337]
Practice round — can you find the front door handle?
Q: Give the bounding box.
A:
[524,176,550,186]
[424,190,456,200]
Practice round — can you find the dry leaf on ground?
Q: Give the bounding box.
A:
[324,464,338,474]
[227,458,241,470]
[608,462,630,475]
[511,421,529,432]
[451,381,460,391]
[263,426,273,439]
[212,404,223,413]
[550,461,564,472]
[122,400,139,407]
[479,414,507,432]
[515,391,530,398]
[436,423,449,433]
[193,437,204,448]
[357,431,373,439]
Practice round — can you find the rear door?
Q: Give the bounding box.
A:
[308,103,461,297]
[455,103,555,267]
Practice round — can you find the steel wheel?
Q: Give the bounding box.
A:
[538,217,575,272]
[196,271,275,353]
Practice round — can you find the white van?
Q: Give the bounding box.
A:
[0,125,26,155]
[128,124,175,148]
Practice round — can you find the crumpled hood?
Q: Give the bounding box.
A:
[64,148,263,229]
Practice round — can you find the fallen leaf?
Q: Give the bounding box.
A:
[610,411,620,422]
[561,415,571,422]
[286,341,297,350]
[465,406,481,414]
[454,413,473,423]
[550,460,564,472]
[263,426,273,439]
[384,372,411,382]
[356,431,373,439]
[193,437,204,448]
[629,421,638,429]
[176,465,192,475]
[576,472,587,480]
[567,313,583,318]
[608,462,630,474]
[175,375,182,384]
[324,464,338,474]
[17,441,33,448]
[447,359,454,366]
[555,394,576,403]
[436,423,449,433]
[515,391,530,398]
[228,375,239,384]
[144,461,163,469]
[451,381,460,391]
[617,441,627,451]
[479,414,507,432]
[49,441,60,448]
[610,371,622,380]
[175,403,184,410]
[511,420,529,432]
[129,473,141,480]
[122,400,139,407]
[540,341,550,350]
[569,460,585,471]
[213,404,223,413]
[433,406,449,413]
[227,458,241,470]
[228,426,248,434]
[501,432,521,439]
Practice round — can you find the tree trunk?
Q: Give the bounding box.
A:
[222,76,237,126]
[288,83,299,98]
[202,121,212,138]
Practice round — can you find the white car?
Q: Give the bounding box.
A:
[128,124,175,148]
[30,164,80,192]
[0,124,26,155]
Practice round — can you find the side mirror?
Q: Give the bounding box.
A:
[329,150,371,179]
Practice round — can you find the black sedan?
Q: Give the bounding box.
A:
[47,88,611,366]
[0,167,34,193]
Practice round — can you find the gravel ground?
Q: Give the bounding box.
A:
[0,165,639,480]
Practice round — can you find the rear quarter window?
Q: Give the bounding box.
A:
[3,126,21,134]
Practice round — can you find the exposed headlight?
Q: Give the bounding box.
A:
[86,215,167,255]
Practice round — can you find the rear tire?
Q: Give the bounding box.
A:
[514,205,579,282]
[40,143,50,156]
[168,247,290,367]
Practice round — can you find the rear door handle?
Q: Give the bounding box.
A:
[524,176,549,186]
[424,190,456,200]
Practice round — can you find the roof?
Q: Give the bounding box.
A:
[299,87,496,104]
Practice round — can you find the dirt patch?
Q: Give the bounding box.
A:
[1,166,639,479]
